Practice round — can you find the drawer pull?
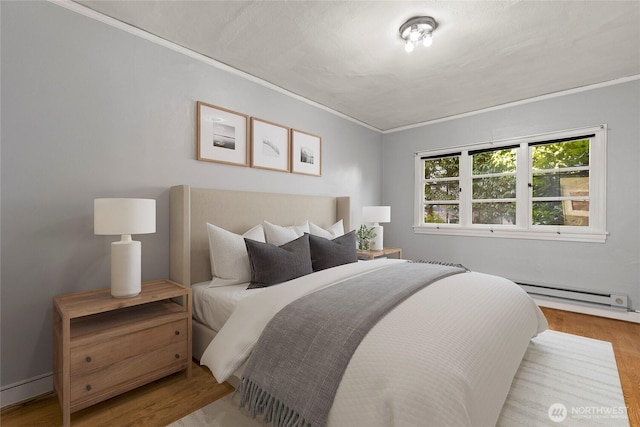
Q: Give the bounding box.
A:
[175,354,180,359]
[86,385,92,392]
[175,330,180,336]
[86,356,92,363]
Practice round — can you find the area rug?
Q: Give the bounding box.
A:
[169,331,629,427]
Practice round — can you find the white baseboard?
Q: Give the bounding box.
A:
[534,297,640,324]
[1,373,53,409]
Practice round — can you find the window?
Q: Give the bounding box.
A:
[470,146,517,225]
[423,154,460,224]
[414,125,607,242]
[530,138,590,227]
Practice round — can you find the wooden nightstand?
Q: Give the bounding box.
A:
[53,279,191,427]
[357,247,403,260]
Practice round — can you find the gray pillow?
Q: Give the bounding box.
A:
[308,230,358,272]
[245,234,313,289]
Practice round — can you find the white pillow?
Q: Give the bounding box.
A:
[263,220,310,246]
[309,220,345,240]
[206,223,265,287]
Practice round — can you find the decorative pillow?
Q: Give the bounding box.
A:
[308,230,358,272]
[206,223,265,287]
[245,234,313,289]
[309,220,345,240]
[263,220,310,246]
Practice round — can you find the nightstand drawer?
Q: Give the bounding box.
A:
[70,319,188,375]
[70,340,188,406]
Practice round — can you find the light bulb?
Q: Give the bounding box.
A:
[409,27,420,42]
[423,33,433,47]
[405,40,415,52]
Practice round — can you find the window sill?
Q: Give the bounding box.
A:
[413,225,607,243]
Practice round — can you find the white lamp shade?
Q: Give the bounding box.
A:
[94,198,156,235]
[362,206,391,224]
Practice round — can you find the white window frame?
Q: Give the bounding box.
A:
[414,125,607,243]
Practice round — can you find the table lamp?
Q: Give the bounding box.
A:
[94,198,156,298]
[362,206,391,251]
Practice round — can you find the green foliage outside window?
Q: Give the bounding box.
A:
[472,148,517,224]
[424,156,460,224]
[531,139,589,225]
[472,150,516,174]
[423,139,590,226]
[532,139,589,169]
[424,156,459,179]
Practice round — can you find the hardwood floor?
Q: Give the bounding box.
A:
[2,308,638,426]
[1,363,232,427]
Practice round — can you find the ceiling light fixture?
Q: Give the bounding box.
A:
[399,16,438,53]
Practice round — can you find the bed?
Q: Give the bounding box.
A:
[169,185,351,359]
[169,184,548,427]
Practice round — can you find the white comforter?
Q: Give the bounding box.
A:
[201,259,548,427]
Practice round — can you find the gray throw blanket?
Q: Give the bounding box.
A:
[235,262,466,427]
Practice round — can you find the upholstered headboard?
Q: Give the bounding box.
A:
[169,185,351,287]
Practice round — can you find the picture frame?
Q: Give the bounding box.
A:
[291,129,322,176]
[250,117,290,172]
[197,101,249,166]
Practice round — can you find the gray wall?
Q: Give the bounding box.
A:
[382,80,640,311]
[0,1,382,388]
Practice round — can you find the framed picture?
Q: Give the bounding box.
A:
[250,118,290,172]
[291,129,322,176]
[197,101,249,166]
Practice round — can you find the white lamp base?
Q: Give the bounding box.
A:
[111,236,141,298]
[371,225,384,251]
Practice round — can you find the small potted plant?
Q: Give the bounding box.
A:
[357,224,377,250]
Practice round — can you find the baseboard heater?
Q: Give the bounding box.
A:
[517,282,629,310]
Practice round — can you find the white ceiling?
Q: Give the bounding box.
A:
[75,1,640,131]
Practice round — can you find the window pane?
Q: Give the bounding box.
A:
[472,176,516,199]
[532,201,589,226]
[424,204,459,224]
[472,202,516,225]
[532,139,589,170]
[424,157,459,179]
[424,181,459,201]
[532,171,589,198]
[472,148,516,174]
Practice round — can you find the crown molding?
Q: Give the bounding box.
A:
[384,75,640,134]
[47,1,640,136]
[48,0,380,133]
